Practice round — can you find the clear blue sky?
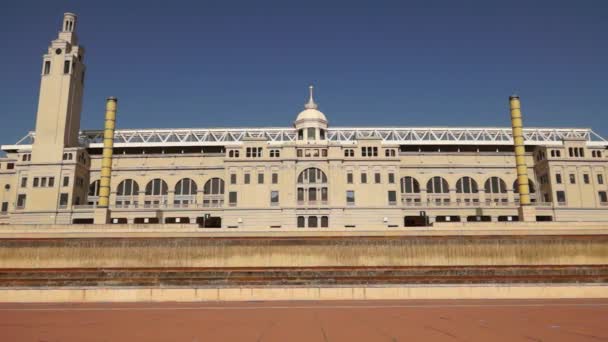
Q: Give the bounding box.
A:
[1,0,607,145]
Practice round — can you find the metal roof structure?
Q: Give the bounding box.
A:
[3,127,607,151]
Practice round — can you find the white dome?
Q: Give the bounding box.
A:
[296,108,327,123]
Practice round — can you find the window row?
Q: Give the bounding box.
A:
[399,176,536,194]
[568,147,585,158]
[555,173,604,185]
[297,216,329,228]
[297,128,326,140]
[297,148,328,158]
[346,171,396,184]
[90,178,226,197]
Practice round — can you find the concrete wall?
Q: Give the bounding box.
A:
[1,233,606,268]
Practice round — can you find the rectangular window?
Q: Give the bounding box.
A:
[297,188,304,202]
[321,187,328,202]
[569,174,576,184]
[599,191,608,203]
[270,191,279,205]
[598,174,604,185]
[556,191,566,203]
[346,191,355,205]
[64,60,70,74]
[41,177,47,187]
[44,61,51,75]
[307,127,316,140]
[244,173,250,184]
[374,173,381,184]
[258,173,264,184]
[388,191,397,205]
[347,172,353,184]
[230,174,237,185]
[583,174,590,184]
[33,177,39,187]
[1,202,8,213]
[7,163,14,170]
[229,192,237,206]
[361,173,367,184]
[388,173,395,184]
[309,188,317,201]
[20,177,27,188]
[48,177,55,187]
[63,176,69,187]
[272,173,278,184]
[555,173,562,184]
[17,194,26,209]
[59,193,69,207]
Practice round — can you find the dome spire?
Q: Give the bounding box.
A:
[304,85,318,110]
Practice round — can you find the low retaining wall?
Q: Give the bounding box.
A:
[1,284,607,303]
[1,235,607,268]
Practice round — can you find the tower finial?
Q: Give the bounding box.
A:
[304,85,318,110]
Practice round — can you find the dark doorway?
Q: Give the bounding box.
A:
[404,216,427,227]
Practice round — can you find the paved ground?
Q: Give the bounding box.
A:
[1,299,607,341]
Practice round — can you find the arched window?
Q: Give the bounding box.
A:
[484,177,507,194]
[87,180,101,205]
[456,177,478,193]
[145,179,168,196]
[203,178,225,207]
[175,178,197,196]
[321,216,329,228]
[297,168,327,184]
[400,176,421,204]
[297,168,328,204]
[400,177,420,193]
[174,178,198,206]
[308,216,318,228]
[116,179,139,207]
[426,177,449,193]
[514,179,537,194]
[88,180,101,197]
[117,179,139,196]
[297,216,306,228]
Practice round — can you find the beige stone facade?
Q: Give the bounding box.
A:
[1,13,607,228]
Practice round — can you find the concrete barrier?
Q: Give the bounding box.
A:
[1,284,607,303]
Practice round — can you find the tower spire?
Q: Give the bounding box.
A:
[304,85,318,110]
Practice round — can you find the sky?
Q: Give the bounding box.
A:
[0,0,607,146]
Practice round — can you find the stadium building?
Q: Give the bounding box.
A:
[1,13,607,228]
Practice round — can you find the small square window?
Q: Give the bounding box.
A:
[346,190,355,204]
[229,192,237,206]
[270,191,279,204]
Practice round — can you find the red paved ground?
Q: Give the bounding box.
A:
[1,299,607,341]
